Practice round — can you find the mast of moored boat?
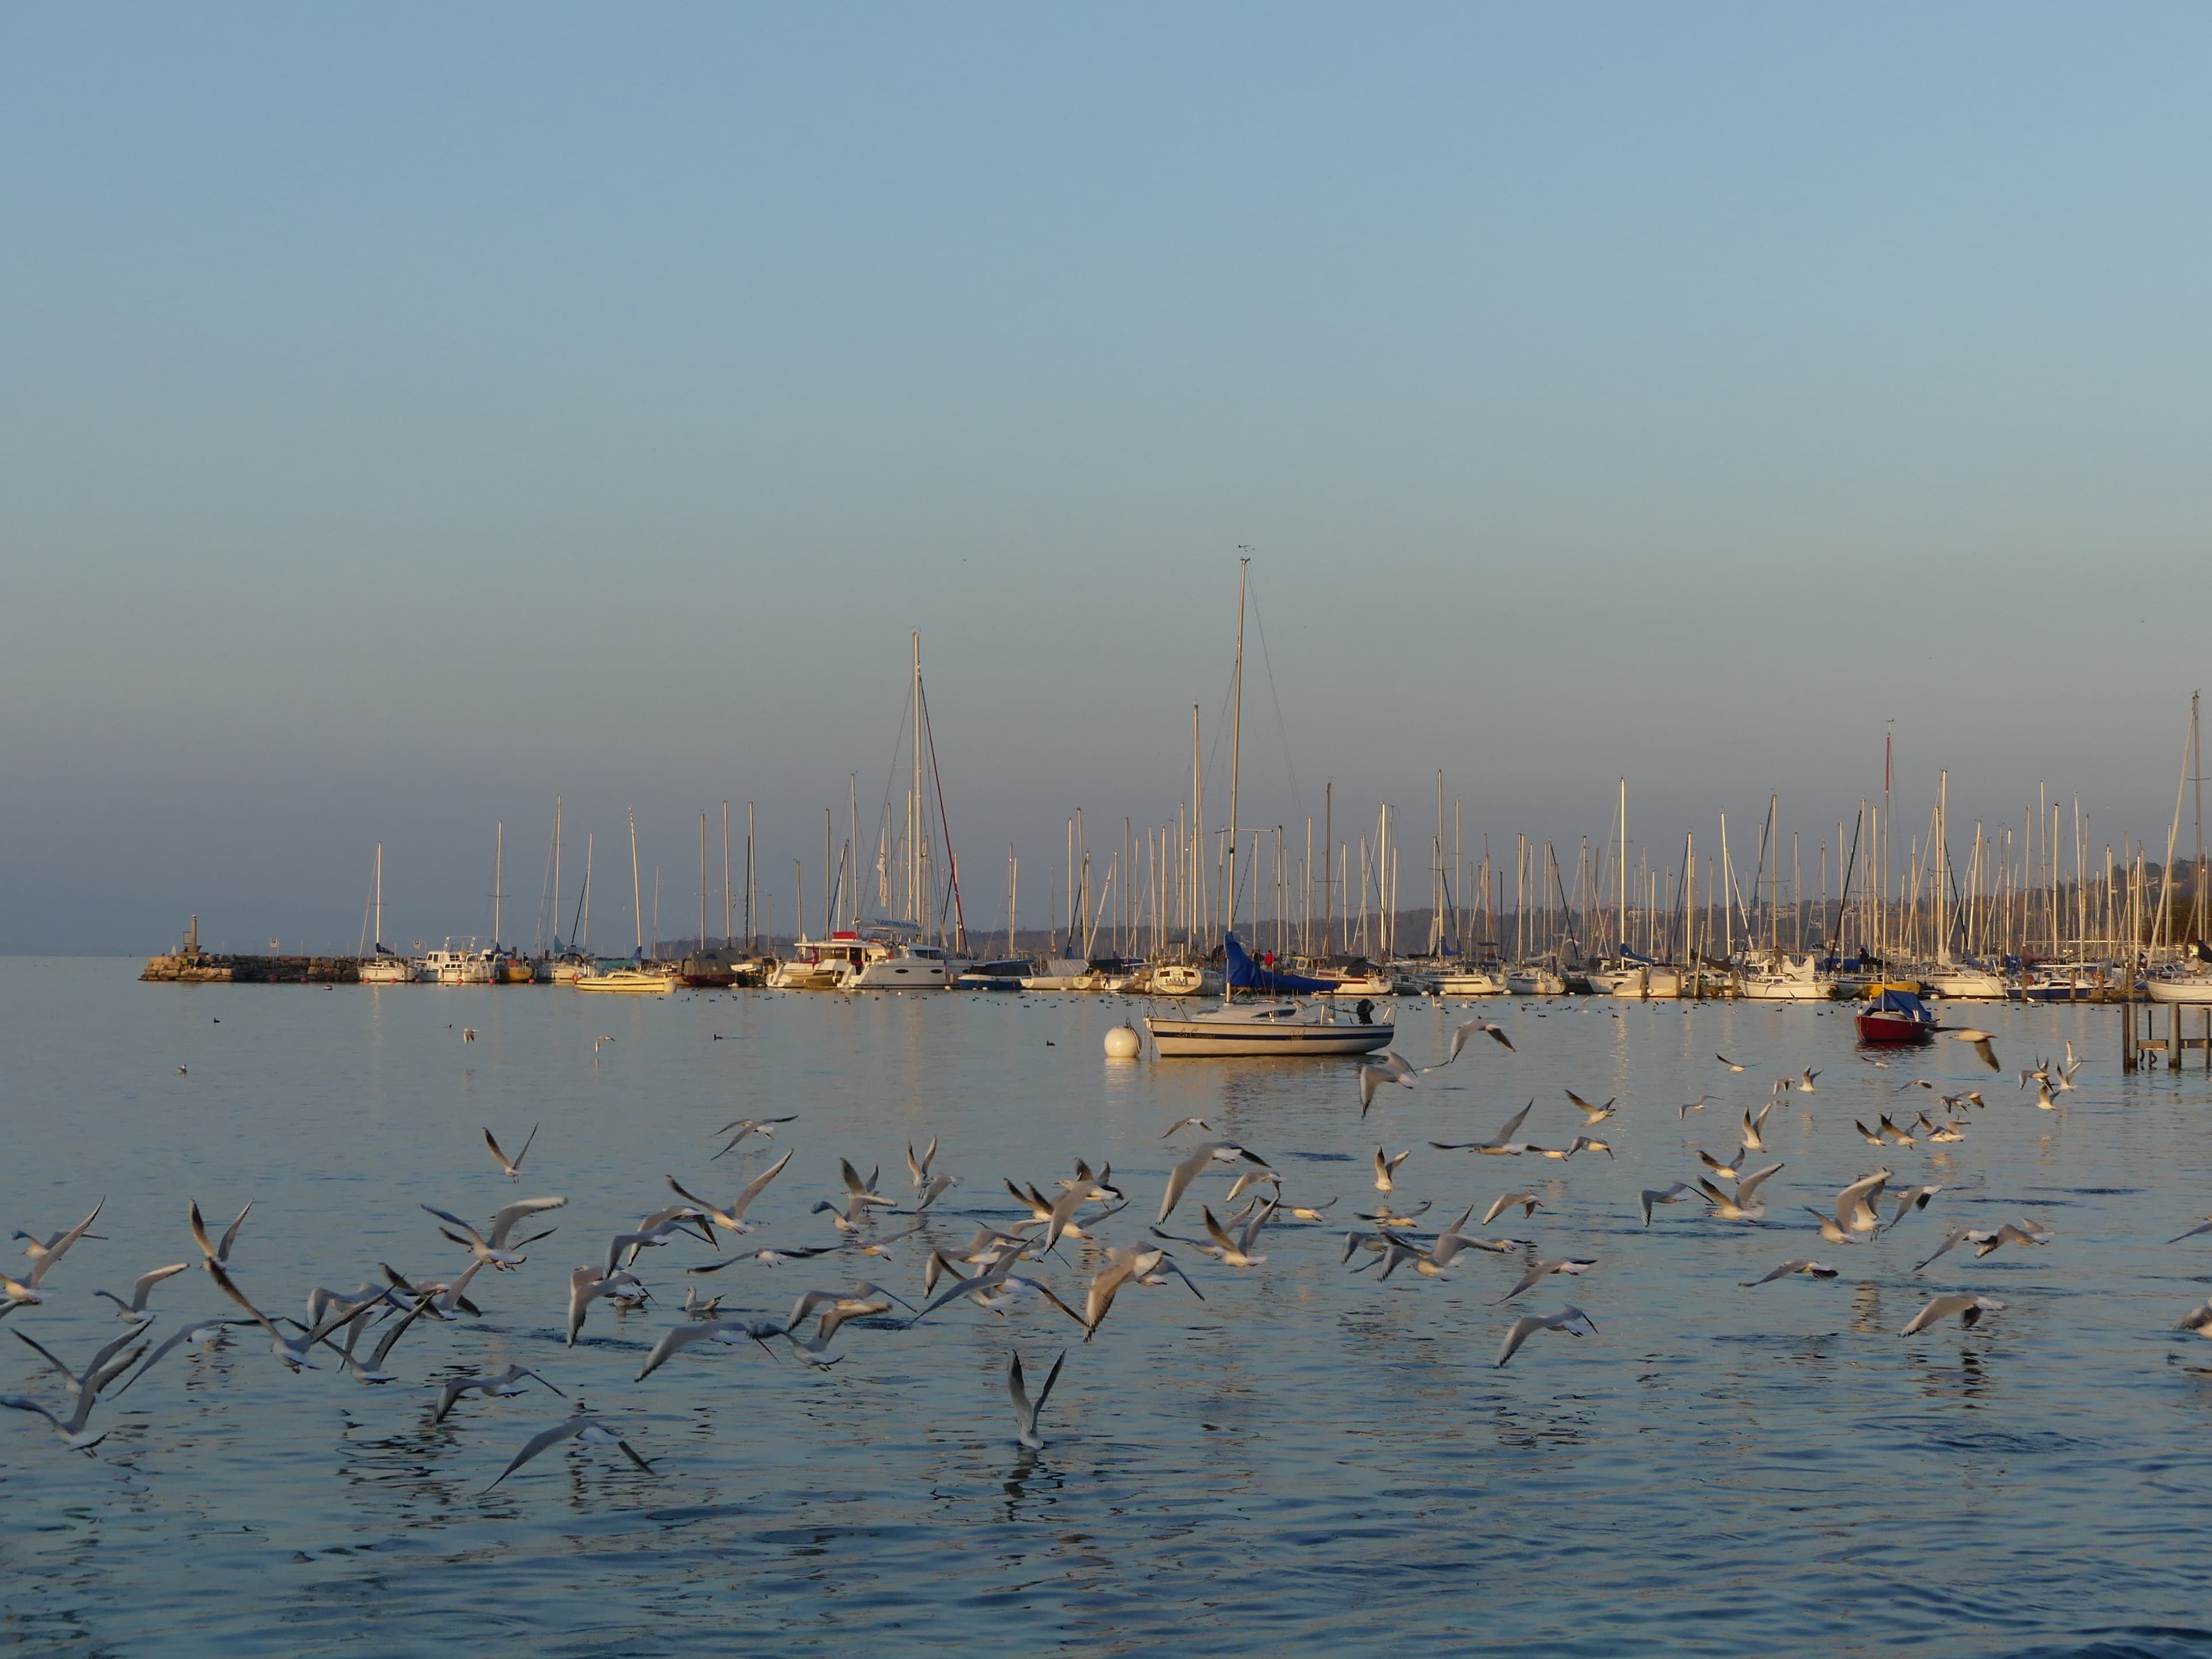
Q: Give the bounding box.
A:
[493,821,505,954]
[628,808,643,959]
[1222,554,1248,1001]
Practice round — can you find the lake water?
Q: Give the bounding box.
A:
[5,958,2212,1656]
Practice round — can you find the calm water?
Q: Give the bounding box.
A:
[5,958,2212,1656]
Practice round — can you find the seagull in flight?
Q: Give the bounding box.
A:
[1007,1350,1067,1450]
[483,1124,538,1179]
[485,1413,654,1490]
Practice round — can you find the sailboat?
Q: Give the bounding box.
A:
[1145,560,1395,1060]
[576,808,674,993]
[357,843,414,983]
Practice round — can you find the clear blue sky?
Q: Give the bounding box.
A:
[3,5,2207,953]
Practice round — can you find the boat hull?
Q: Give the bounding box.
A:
[574,971,673,994]
[2147,975,2212,1005]
[1145,1016,1396,1058]
[1855,1012,1933,1043]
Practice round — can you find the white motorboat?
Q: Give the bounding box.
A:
[1146,997,1395,1058]
[853,943,958,989]
[1506,963,1566,997]
[1144,961,1221,997]
[1920,960,2006,999]
[422,941,494,985]
[1741,955,1835,1001]
[767,933,884,990]
[1433,966,1505,996]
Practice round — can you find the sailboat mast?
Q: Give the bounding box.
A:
[628,808,643,957]
[552,796,563,953]
[373,841,383,950]
[914,631,923,938]
[579,833,593,950]
[699,812,708,956]
[1226,555,1247,965]
[721,802,731,949]
[493,820,503,949]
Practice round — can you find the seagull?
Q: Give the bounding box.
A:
[1063,1246,1202,1342]
[634,1318,783,1381]
[483,1124,538,1179]
[462,1028,476,1042]
[1900,1293,2005,1336]
[1696,1161,1783,1223]
[604,1213,714,1278]
[1564,1090,1615,1126]
[906,1138,940,1189]
[1698,1150,1745,1180]
[666,1150,794,1237]
[1949,1028,2000,1071]
[423,1196,567,1270]
[1158,1118,1212,1139]
[108,1318,254,1396]
[1494,1305,1597,1368]
[1428,1100,1535,1157]
[1741,1101,1774,1152]
[89,1265,191,1318]
[1008,1350,1067,1450]
[1544,1135,1612,1160]
[1832,1169,1893,1234]
[1358,1062,1416,1118]
[688,1244,836,1272]
[1915,1219,2051,1271]
[0,1200,105,1316]
[566,1265,649,1345]
[204,1260,374,1372]
[1679,1096,1716,1119]
[1434,1018,1514,1063]
[1716,1054,1749,1073]
[1796,1068,1821,1094]
[592,1036,615,1052]
[1640,1182,1698,1225]
[711,1116,798,1157]
[1741,1259,1839,1286]
[434,1363,567,1423]
[1498,1257,1596,1302]
[2179,1302,2212,1342]
[333,1289,441,1384]
[1193,1201,1274,1267]
[1282,1196,1340,1222]
[1884,1185,1943,1229]
[1,1378,119,1455]
[485,1414,654,1490]
[12,1200,107,1271]
[1157,1141,1272,1225]
[1483,1192,1543,1225]
[914,1174,960,1213]
[1373,1148,1412,1192]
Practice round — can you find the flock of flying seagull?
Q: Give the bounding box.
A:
[5,1009,2206,1490]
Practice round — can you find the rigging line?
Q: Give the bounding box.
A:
[875,675,918,824]
[1247,573,1305,816]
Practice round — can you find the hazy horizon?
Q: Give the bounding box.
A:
[6,7,2209,955]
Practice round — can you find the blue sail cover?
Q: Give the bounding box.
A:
[1224,934,1337,994]
[1868,988,1935,1023]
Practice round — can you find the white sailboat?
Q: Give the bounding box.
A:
[575,810,674,991]
[1145,559,1395,1060]
[357,842,414,983]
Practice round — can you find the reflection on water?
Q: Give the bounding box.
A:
[5,961,2212,1654]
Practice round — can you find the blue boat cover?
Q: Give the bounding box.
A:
[1868,989,1934,1022]
[1224,934,1336,994]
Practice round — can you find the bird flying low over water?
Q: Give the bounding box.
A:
[486,1414,654,1490]
[1495,1305,1597,1368]
[1900,1294,2005,1336]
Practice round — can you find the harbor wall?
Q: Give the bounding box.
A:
[141,953,359,983]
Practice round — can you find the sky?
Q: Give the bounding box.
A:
[3,5,2209,955]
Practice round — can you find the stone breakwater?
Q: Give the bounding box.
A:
[140,953,359,983]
